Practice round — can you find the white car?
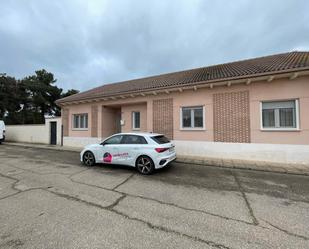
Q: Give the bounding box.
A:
[0,120,5,144]
[80,132,176,174]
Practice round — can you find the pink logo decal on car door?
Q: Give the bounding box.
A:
[103,152,112,163]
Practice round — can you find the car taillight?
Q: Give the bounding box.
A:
[155,148,169,153]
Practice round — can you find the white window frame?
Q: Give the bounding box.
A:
[132,111,141,130]
[260,99,300,131]
[180,106,206,130]
[72,113,88,130]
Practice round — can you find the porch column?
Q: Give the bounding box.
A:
[97,105,103,139]
[91,105,99,138]
[62,108,69,136]
[147,100,153,132]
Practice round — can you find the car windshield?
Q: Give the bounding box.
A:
[151,135,170,144]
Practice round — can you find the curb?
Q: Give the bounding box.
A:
[176,157,309,176]
[4,142,80,152]
[4,142,309,176]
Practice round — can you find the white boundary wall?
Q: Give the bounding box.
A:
[63,136,309,165]
[63,136,102,147]
[174,140,309,165]
[6,117,62,145]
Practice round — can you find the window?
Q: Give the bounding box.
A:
[132,111,140,130]
[103,135,123,145]
[151,135,170,144]
[261,100,299,130]
[73,114,88,129]
[181,106,204,129]
[121,135,148,144]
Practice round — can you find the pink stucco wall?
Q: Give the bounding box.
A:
[121,103,147,133]
[64,76,309,145]
[67,103,92,137]
[250,79,309,144]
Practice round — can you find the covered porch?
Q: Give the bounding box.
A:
[100,101,148,138]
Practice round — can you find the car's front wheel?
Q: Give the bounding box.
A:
[136,156,154,175]
[83,151,96,166]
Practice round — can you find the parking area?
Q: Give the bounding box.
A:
[0,145,309,248]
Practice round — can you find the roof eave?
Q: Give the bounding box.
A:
[56,67,309,106]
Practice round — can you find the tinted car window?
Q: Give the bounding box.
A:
[103,135,123,145]
[151,135,170,144]
[122,135,147,144]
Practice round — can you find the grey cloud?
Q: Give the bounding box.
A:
[0,0,308,91]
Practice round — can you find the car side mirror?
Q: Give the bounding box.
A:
[101,142,106,146]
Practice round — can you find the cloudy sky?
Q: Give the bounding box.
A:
[0,0,308,91]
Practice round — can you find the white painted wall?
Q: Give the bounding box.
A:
[5,117,62,145]
[174,140,309,165]
[63,136,102,147]
[63,135,309,165]
[6,124,47,144]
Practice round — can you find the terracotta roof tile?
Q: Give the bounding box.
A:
[57,51,309,103]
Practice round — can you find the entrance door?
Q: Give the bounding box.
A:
[50,122,57,145]
[115,111,121,133]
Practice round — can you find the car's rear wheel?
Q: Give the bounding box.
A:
[136,156,154,175]
[83,151,95,166]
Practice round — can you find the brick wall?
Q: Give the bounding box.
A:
[153,98,173,139]
[213,91,250,143]
[62,108,69,136]
[91,105,98,137]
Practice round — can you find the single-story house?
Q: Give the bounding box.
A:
[56,51,309,164]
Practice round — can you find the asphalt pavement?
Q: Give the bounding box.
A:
[0,145,309,248]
